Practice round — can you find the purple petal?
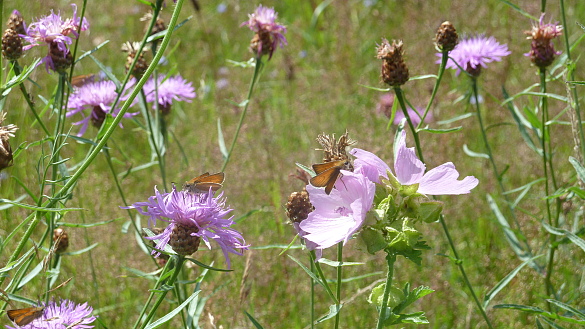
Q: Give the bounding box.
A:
[350,148,391,183]
[418,162,479,195]
[394,130,425,185]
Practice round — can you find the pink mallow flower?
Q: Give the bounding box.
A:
[299,171,375,257]
[351,130,479,195]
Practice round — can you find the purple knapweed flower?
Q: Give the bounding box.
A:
[123,186,248,268]
[23,4,89,72]
[351,130,479,195]
[142,74,196,115]
[241,5,287,59]
[524,13,563,68]
[438,34,510,77]
[299,171,375,258]
[66,80,138,136]
[6,299,96,329]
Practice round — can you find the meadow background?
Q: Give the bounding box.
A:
[2,0,585,328]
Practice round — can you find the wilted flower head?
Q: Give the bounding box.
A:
[66,80,137,136]
[6,299,96,329]
[351,130,479,195]
[524,14,562,68]
[439,34,510,77]
[377,39,409,86]
[299,171,375,258]
[241,5,287,59]
[23,4,89,72]
[123,186,248,268]
[435,21,458,52]
[143,74,196,115]
[0,111,17,171]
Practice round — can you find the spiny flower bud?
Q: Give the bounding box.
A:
[49,41,73,72]
[286,189,313,224]
[169,224,201,256]
[377,39,409,87]
[435,21,458,52]
[2,28,22,60]
[53,228,69,253]
[122,42,148,79]
[524,14,563,68]
[7,10,26,35]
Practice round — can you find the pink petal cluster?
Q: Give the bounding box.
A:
[241,5,287,59]
[351,130,479,195]
[299,171,375,258]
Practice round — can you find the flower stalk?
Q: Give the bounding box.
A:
[375,253,396,329]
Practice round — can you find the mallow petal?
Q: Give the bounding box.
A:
[394,130,425,185]
[350,148,391,183]
[418,162,479,195]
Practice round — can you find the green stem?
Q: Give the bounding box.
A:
[418,51,448,128]
[334,242,343,329]
[375,253,396,329]
[0,0,184,288]
[11,61,50,135]
[310,257,315,329]
[221,56,264,172]
[309,250,338,304]
[394,80,495,328]
[140,89,168,190]
[559,0,585,160]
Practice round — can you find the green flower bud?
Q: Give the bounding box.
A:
[359,226,387,254]
[368,283,405,309]
[418,200,443,223]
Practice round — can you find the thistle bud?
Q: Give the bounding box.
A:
[2,28,23,60]
[169,224,201,256]
[286,189,313,224]
[53,228,69,253]
[435,21,458,52]
[377,39,409,87]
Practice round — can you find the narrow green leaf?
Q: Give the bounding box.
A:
[497,0,538,20]
[358,83,390,92]
[57,218,119,227]
[89,54,120,89]
[61,243,98,256]
[317,258,364,267]
[541,222,585,254]
[483,255,543,309]
[0,195,26,210]
[144,290,200,329]
[217,118,228,158]
[419,126,462,134]
[538,317,567,329]
[569,156,585,183]
[244,311,265,329]
[0,199,82,213]
[310,0,335,30]
[409,74,437,81]
[316,304,342,323]
[184,257,232,272]
[295,162,315,176]
[463,144,489,159]
[75,40,110,63]
[146,16,192,43]
[287,255,326,290]
[436,113,474,125]
[0,247,35,273]
[546,299,585,320]
[493,303,547,313]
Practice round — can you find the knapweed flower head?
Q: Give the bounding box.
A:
[124,186,248,268]
[0,111,17,171]
[2,10,26,60]
[439,34,510,77]
[241,5,287,60]
[121,41,148,78]
[23,4,89,72]
[143,74,196,115]
[524,13,563,68]
[435,21,458,52]
[351,130,479,195]
[6,299,96,329]
[299,171,375,258]
[377,39,409,86]
[66,80,138,136]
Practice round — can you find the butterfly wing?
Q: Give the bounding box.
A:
[7,307,44,326]
[184,172,224,193]
[310,166,342,195]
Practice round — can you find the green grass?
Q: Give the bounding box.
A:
[2,0,585,328]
